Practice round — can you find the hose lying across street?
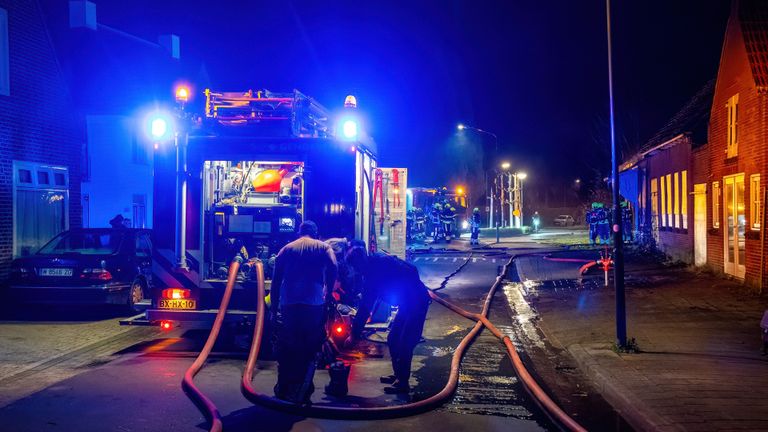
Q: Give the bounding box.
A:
[182,252,587,431]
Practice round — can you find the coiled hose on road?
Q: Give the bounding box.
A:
[183,253,586,431]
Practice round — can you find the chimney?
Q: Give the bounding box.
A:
[69,0,97,30]
[158,34,180,59]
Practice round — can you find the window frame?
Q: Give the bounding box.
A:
[726,94,739,158]
[681,170,688,230]
[713,181,721,228]
[12,161,70,257]
[673,172,680,229]
[750,174,761,231]
[660,176,667,227]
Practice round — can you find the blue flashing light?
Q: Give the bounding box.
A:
[342,119,358,140]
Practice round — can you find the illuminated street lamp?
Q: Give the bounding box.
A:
[500,161,511,170]
[457,123,499,228]
[175,86,189,103]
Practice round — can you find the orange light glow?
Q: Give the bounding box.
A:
[175,86,189,103]
[160,321,173,331]
[335,326,344,334]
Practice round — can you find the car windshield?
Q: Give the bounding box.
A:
[37,231,124,255]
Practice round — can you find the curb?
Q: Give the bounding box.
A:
[567,344,678,432]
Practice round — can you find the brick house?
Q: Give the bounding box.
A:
[619,81,713,264]
[0,0,84,280]
[41,0,189,230]
[706,0,768,286]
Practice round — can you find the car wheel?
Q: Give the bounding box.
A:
[128,280,145,312]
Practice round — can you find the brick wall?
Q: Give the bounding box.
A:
[639,136,694,263]
[707,12,768,287]
[0,0,84,280]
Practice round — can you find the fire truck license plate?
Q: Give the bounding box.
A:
[159,299,196,310]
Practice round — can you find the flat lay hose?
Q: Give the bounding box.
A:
[185,254,586,431]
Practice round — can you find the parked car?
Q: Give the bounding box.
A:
[553,215,576,226]
[8,228,153,311]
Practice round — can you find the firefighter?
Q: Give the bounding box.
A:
[430,203,443,240]
[270,220,338,404]
[470,207,482,245]
[621,200,633,242]
[344,247,431,394]
[587,202,601,245]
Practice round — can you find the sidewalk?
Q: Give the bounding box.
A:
[512,251,768,431]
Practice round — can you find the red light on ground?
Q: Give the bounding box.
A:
[335,325,344,335]
[160,321,173,331]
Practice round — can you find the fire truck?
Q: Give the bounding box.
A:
[121,88,379,329]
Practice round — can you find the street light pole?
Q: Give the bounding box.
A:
[458,124,498,228]
[606,0,627,347]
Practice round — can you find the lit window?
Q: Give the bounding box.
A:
[660,177,667,227]
[666,174,673,228]
[681,171,688,229]
[650,178,659,226]
[673,172,680,228]
[750,174,761,230]
[726,94,739,158]
[713,181,721,228]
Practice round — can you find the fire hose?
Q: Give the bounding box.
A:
[184,254,587,431]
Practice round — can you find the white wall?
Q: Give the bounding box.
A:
[81,115,154,228]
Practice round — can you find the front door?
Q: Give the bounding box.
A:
[694,184,707,266]
[723,174,746,278]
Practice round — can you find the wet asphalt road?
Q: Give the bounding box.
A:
[0,242,562,432]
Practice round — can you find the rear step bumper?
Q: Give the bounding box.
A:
[120,308,258,329]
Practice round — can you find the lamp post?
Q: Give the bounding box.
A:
[458,123,499,228]
[501,162,511,228]
[606,0,627,347]
[516,172,527,229]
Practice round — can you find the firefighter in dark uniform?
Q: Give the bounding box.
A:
[470,207,482,245]
[270,220,338,404]
[345,247,431,394]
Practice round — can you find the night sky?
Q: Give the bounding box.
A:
[96,1,730,188]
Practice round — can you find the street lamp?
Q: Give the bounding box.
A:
[500,161,511,170]
[457,123,499,228]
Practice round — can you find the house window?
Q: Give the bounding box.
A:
[726,94,739,158]
[660,177,667,227]
[665,174,674,227]
[0,8,9,96]
[713,181,721,228]
[673,172,680,228]
[750,174,761,230]
[681,170,688,230]
[132,194,147,228]
[13,162,69,257]
[650,178,659,226]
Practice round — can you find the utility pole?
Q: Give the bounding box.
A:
[508,172,514,228]
[606,0,627,347]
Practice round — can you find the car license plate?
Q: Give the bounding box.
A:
[40,268,73,277]
[159,299,197,310]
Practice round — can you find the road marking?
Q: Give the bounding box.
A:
[453,258,457,262]
[414,257,421,262]
[433,257,439,262]
[493,259,497,263]
[472,258,477,263]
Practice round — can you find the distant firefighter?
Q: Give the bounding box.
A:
[621,200,633,242]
